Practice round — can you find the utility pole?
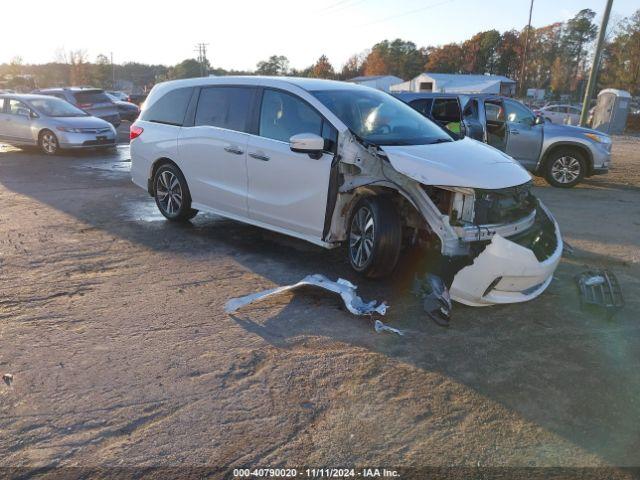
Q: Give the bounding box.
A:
[110,52,115,89]
[580,0,614,126]
[519,0,535,97]
[194,43,209,77]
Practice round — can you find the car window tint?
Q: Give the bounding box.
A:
[259,90,322,143]
[141,87,193,126]
[505,100,534,124]
[463,99,478,120]
[194,87,253,132]
[432,98,461,123]
[485,102,504,122]
[408,98,433,117]
[73,91,110,105]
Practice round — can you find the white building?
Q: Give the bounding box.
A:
[347,75,404,92]
[390,73,516,96]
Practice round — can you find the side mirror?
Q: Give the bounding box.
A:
[534,115,544,125]
[29,110,39,119]
[290,133,325,159]
[16,108,30,118]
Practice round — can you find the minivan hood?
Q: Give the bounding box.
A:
[52,116,112,129]
[381,137,531,189]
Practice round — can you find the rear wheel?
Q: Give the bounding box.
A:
[153,163,198,221]
[347,196,402,278]
[39,130,59,155]
[544,148,586,188]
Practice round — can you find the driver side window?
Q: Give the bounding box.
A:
[259,90,323,143]
[505,100,535,125]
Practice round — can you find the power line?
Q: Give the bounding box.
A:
[358,0,455,28]
[317,0,355,13]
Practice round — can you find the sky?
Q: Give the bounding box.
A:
[1,0,638,71]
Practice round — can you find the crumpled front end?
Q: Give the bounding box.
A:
[450,202,563,306]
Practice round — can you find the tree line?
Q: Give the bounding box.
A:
[1,8,638,98]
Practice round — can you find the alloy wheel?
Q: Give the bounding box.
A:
[551,156,581,184]
[41,132,58,154]
[349,205,375,268]
[156,170,183,215]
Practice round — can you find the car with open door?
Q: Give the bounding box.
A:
[396,93,612,188]
[130,77,563,307]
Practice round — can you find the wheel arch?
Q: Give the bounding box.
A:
[339,184,425,237]
[540,142,594,176]
[148,157,180,195]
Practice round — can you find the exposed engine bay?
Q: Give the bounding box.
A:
[324,131,563,306]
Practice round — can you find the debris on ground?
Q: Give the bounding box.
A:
[575,269,624,319]
[225,274,388,316]
[226,274,403,335]
[412,274,452,327]
[374,320,404,336]
[3,373,13,386]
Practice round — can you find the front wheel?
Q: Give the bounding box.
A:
[153,164,198,221]
[544,149,586,188]
[347,196,401,278]
[39,130,59,155]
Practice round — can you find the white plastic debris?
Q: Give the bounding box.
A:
[225,274,388,316]
[374,320,404,336]
[225,274,406,335]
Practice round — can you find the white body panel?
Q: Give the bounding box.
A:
[382,137,531,189]
[178,126,249,217]
[246,135,333,238]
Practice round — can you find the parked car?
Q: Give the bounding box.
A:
[130,77,563,307]
[32,87,120,127]
[0,94,116,154]
[106,90,130,102]
[395,92,611,188]
[105,92,140,122]
[534,104,582,125]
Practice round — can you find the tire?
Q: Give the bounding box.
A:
[39,130,59,155]
[544,148,586,188]
[347,196,402,278]
[153,163,198,221]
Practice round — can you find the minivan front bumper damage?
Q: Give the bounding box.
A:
[450,203,562,306]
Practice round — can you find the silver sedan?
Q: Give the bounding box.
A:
[0,94,117,155]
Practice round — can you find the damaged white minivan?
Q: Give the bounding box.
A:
[130,77,563,307]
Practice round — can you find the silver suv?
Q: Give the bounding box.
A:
[33,87,120,127]
[395,93,612,188]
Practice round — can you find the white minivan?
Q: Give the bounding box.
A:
[130,77,562,307]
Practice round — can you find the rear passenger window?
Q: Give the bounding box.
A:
[431,98,461,123]
[141,87,193,126]
[194,87,253,132]
[409,98,433,117]
[259,90,322,143]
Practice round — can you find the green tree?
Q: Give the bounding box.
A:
[600,9,640,95]
[170,59,204,79]
[424,43,464,73]
[256,55,289,76]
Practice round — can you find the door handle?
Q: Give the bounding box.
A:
[249,152,270,161]
[224,146,244,155]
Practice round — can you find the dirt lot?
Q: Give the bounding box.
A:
[0,132,639,476]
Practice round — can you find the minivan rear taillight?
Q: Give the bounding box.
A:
[130,125,144,140]
[78,103,92,109]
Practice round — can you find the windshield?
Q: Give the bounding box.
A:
[28,97,88,117]
[311,89,453,146]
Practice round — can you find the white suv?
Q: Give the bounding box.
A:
[130,77,563,307]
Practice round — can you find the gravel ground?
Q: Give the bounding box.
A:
[0,132,639,477]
